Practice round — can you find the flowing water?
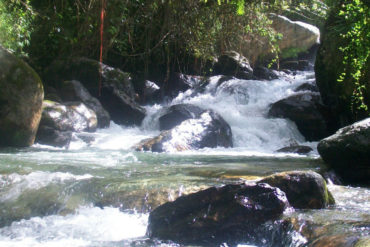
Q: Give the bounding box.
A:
[0,71,369,246]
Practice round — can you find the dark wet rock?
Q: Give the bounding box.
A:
[58,80,110,128]
[99,84,146,126]
[260,171,334,209]
[44,86,62,102]
[276,145,313,154]
[253,66,279,80]
[317,118,370,185]
[280,60,311,71]
[36,126,72,148]
[43,57,145,126]
[143,80,160,101]
[147,183,289,245]
[0,46,44,147]
[135,110,233,152]
[213,51,255,80]
[159,104,204,131]
[165,73,206,98]
[294,82,319,92]
[268,92,329,141]
[74,133,95,145]
[36,101,97,147]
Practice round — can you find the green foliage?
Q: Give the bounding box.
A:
[0,0,34,56]
[336,0,369,111]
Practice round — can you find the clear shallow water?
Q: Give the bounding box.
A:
[0,71,369,246]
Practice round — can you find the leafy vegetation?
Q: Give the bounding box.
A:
[335,0,369,111]
[0,0,34,55]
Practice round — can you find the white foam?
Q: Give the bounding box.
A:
[0,207,148,247]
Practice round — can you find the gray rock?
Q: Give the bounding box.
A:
[36,101,97,147]
[147,183,289,245]
[135,110,233,152]
[44,58,145,126]
[0,46,44,147]
[59,80,110,128]
[317,118,370,185]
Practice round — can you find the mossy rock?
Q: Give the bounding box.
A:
[0,46,44,147]
[260,170,335,209]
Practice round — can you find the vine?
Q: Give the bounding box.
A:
[337,0,370,111]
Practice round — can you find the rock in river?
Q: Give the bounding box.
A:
[58,80,110,128]
[135,110,233,152]
[147,183,289,245]
[268,92,329,141]
[260,171,335,209]
[44,57,145,126]
[317,118,370,185]
[158,104,204,131]
[0,46,44,147]
[36,100,97,147]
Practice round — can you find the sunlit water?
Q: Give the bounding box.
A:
[0,71,369,246]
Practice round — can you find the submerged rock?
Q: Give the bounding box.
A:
[213,51,254,80]
[43,57,145,126]
[147,183,289,245]
[268,92,328,141]
[0,46,44,147]
[135,110,233,152]
[317,118,370,185]
[294,82,319,92]
[36,101,97,147]
[276,145,313,154]
[260,171,334,209]
[159,104,204,131]
[58,80,110,128]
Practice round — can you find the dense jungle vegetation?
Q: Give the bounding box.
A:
[0,0,369,110]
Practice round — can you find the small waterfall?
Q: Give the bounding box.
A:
[68,70,317,154]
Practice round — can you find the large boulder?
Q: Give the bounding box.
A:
[135,110,233,152]
[43,58,145,126]
[232,15,320,66]
[213,51,255,79]
[0,46,44,147]
[268,92,329,141]
[317,118,370,185]
[271,15,320,59]
[58,80,110,128]
[159,104,204,131]
[260,171,335,209]
[315,3,370,132]
[36,101,97,147]
[147,183,289,245]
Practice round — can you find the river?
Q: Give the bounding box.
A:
[0,71,369,246]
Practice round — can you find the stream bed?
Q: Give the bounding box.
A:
[0,71,369,246]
